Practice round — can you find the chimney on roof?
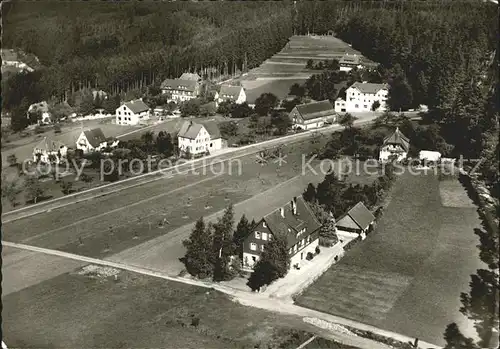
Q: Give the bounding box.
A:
[291,197,297,215]
[280,207,285,218]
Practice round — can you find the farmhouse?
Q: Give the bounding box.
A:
[335,202,375,240]
[177,120,222,156]
[419,150,441,163]
[242,196,321,270]
[339,53,363,72]
[116,99,150,126]
[379,127,410,162]
[334,82,388,113]
[160,78,200,103]
[289,100,336,131]
[217,85,247,105]
[33,137,68,164]
[76,128,118,153]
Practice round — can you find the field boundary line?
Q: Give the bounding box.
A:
[2,121,357,221]
[295,335,316,349]
[21,173,224,243]
[3,240,440,349]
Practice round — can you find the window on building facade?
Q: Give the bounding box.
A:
[260,245,265,252]
[262,232,268,240]
[268,233,272,240]
[255,231,261,239]
[250,243,257,251]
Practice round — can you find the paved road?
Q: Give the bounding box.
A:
[2,114,379,223]
[2,241,440,349]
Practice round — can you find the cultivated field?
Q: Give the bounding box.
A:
[2,264,347,348]
[296,171,485,346]
[234,35,373,103]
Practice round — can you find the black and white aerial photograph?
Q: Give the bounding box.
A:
[1,0,498,348]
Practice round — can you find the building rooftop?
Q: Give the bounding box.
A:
[262,196,321,248]
[124,99,149,114]
[350,82,388,95]
[294,100,335,120]
[383,127,410,152]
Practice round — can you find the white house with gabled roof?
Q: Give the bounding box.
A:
[116,99,150,126]
[217,85,246,105]
[177,120,222,156]
[335,82,388,113]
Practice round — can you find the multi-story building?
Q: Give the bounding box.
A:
[115,99,150,126]
[334,82,388,113]
[160,78,200,103]
[242,196,321,270]
[177,120,222,156]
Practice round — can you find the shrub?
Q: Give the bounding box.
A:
[54,125,62,133]
[315,246,320,254]
[319,237,334,247]
[191,316,200,327]
[306,252,314,261]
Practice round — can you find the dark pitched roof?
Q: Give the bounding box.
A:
[83,128,107,148]
[383,127,410,152]
[178,121,221,140]
[160,79,198,92]
[350,82,388,95]
[201,121,221,139]
[219,85,244,100]
[294,100,335,121]
[262,196,321,248]
[336,202,375,231]
[124,99,149,114]
[33,137,66,153]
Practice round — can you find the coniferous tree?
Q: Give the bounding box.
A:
[181,217,214,279]
[212,205,235,281]
[233,215,252,257]
[247,233,290,291]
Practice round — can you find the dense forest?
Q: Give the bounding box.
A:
[2,1,293,101]
[295,0,498,184]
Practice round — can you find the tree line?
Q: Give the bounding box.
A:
[2,1,292,108]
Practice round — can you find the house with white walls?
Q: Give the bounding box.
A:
[76,128,118,154]
[177,120,222,156]
[379,127,410,162]
[217,85,247,105]
[33,137,68,164]
[334,82,388,113]
[115,99,150,126]
[242,196,321,270]
[160,78,200,103]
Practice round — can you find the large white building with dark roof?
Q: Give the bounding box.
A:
[177,120,222,156]
[335,82,388,113]
[160,78,200,103]
[115,99,150,126]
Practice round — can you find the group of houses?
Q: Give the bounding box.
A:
[114,72,247,126]
[242,195,375,271]
[1,49,41,74]
[32,127,119,164]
